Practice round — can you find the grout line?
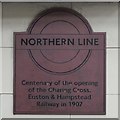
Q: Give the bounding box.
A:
[107,47,120,49]
[0,93,13,95]
[0,47,13,48]
[106,94,120,95]
[71,2,72,9]
[0,3,2,103]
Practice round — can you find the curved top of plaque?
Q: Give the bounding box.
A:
[27,7,93,34]
[26,8,93,75]
[15,7,105,75]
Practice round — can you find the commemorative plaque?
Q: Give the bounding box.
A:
[14,8,106,115]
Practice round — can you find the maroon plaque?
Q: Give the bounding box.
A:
[14,8,106,115]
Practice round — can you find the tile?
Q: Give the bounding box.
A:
[72,3,118,47]
[0,39,1,102]
[118,49,120,94]
[2,3,71,47]
[1,94,70,118]
[71,95,118,118]
[2,48,13,93]
[119,95,120,118]
[2,48,118,95]
[0,3,2,47]
[106,49,118,95]
[119,4,120,47]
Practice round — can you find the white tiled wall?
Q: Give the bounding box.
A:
[2,48,13,93]
[1,2,119,119]
[0,2,2,94]
[0,3,2,120]
[106,49,118,95]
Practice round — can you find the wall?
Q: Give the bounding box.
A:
[0,2,119,119]
[118,3,120,120]
[0,2,2,120]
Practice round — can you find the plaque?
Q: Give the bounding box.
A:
[14,8,106,115]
